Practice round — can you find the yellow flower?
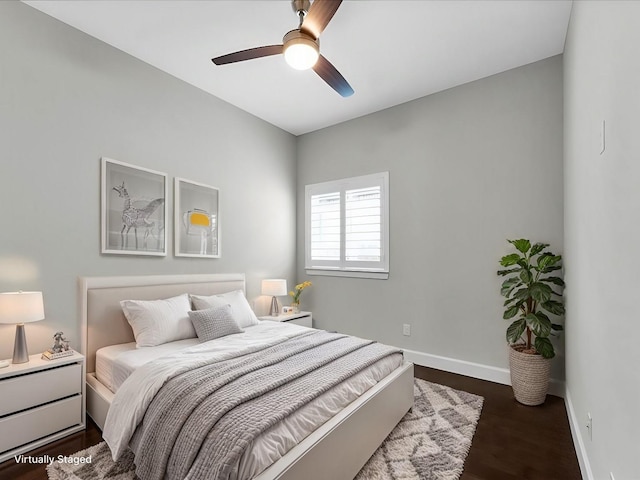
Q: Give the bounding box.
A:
[290,280,311,303]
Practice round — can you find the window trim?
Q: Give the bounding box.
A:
[305,172,389,279]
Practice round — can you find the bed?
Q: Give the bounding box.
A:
[80,273,414,480]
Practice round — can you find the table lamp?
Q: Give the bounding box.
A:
[0,291,45,367]
[261,279,287,316]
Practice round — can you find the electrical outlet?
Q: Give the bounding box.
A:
[587,412,592,441]
[402,324,411,336]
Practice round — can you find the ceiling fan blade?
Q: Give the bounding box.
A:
[212,45,283,65]
[312,55,353,97]
[301,0,343,40]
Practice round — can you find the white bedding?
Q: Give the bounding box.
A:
[101,321,402,480]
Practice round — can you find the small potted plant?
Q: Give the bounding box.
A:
[497,239,564,405]
[289,281,312,313]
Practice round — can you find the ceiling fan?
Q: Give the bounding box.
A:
[211,0,354,97]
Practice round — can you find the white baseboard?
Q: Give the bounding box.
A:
[402,348,565,398]
[564,387,593,480]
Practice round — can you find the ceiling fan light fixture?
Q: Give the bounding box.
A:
[283,30,319,70]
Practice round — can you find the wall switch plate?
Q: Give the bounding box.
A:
[402,324,411,336]
[587,412,593,441]
[600,120,606,155]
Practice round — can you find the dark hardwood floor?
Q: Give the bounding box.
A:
[0,366,581,480]
[414,365,582,480]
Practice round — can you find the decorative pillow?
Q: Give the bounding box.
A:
[190,290,260,328]
[188,304,244,342]
[120,293,196,347]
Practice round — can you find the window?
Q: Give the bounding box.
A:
[305,172,389,279]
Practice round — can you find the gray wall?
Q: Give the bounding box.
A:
[564,2,640,479]
[297,56,564,378]
[0,2,297,360]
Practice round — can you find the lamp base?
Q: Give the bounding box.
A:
[269,296,280,316]
[12,323,30,364]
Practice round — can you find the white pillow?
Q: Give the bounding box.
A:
[190,290,259,328]
[120,293,196,347]
[188,304,244,342]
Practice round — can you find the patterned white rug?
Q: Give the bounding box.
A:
[355,379,484,480]
[47,379,483,480]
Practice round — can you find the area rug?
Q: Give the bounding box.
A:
[47,379,483,480]
[355,379,484,480]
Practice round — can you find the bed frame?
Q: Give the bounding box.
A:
[80,273,414,480]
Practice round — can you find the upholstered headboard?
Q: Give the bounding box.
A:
[79,274,246,373]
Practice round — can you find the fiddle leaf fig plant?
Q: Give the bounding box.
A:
[497,239,564,359]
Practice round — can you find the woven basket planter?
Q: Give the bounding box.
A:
[509,345,551,406]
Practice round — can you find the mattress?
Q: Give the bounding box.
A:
[99,322,402,480]
[96,338,200,393]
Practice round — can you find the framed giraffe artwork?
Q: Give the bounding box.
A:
[174,178,220,258]
[101,157,168,256]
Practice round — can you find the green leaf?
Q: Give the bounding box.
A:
[504,298,524,309]
[497,267,521,276]
[513,287,531,302]
[541,300,565,315]
[542,265,562,273]
[503,305,520,320]
[540,276,565,287]
[509,239,531,254]
[530,282,552,303]
[506,318,527,344]
[519,269,532,284]
[500,277,521,296]
[500,253,522,267]
[535,337,555,359]
[535,310,551,323]
[537,254,562,271]
[530,242,549,256]
[525,313,552,338]
[548,255,562,266]
[551,323,564,331]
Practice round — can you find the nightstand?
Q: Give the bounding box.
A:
[0,351,85,463]
[259,311,313,328]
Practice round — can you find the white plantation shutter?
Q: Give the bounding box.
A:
[345,186,382,263]
[305,172,389,278]
[310,191,341,263]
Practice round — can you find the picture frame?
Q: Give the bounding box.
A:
[174,178,220,258]
[101,157,168,256]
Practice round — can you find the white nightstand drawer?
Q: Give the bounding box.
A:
[288,316,312,328]
[0,363,82,416]
[0,395,82,454]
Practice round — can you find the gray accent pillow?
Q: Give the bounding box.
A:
[187,304,244,342]
[190,290,260,328]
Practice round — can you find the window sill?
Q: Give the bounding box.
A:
[305,269,389,280]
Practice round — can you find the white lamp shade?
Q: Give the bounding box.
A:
[0,291,45,324]
[261,279,288,297]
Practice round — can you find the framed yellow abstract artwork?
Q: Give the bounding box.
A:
[174,178,220,258]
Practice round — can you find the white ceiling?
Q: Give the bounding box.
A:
[24,0,572,136]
